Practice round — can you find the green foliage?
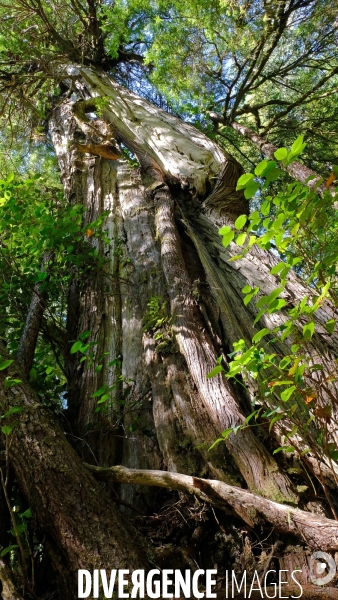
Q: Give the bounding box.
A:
[210,137,338,477]
[0,173,112,407]
[142,295,169,334]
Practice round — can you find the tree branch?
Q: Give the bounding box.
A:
[84,463,338,551]
[16,251,53,379]
[209,114,336,198]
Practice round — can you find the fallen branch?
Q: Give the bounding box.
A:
[84,463,338,551]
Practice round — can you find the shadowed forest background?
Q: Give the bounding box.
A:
[0,0,338,598]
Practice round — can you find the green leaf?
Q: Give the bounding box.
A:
[244,180,260,199]
[269,413,285,431]
[252,328,270,343]
[45,366,53,374]
[261,200,270,216]
[281,385,296,402]
[207,365,224,378]
[3,406,23,418]
[79,343,90,354]
[242,285,252,294]
[236,173,254,190]
[273,445,294,454]
[208,437,223,451]
[254,308,266,324]
[97,394,110,404]
[233,339,246,352]
[234,214,247,230]
[92,386,108,397]
[221,229,235,247]
[29,367,37,381]
[218,225,231,235]
[303,321,315,340]
[0,359,13,371]
[1,425,13,435]
[270,262,285,275]
[267,286,284,303]
[260,161,277,177]
[330,450,338,461]
[10,523,26,536]
[4,378,22,388]
[274,148,288,161]
[79,330,91,340]
[70,340,83,354]
[279,357,291,369]
[254,159,268,176]
[291,135,305,155]
[0,545,18,557]
[266,168,282,182]
[325,319,336,334]
[236,232,247,246]
[19,508,32,519]
[221,428,234,439]
[268,299,287,312]
[228,254,244,261]
[256,295,269,308]
[243,292,256,305]
[245,408,262,424]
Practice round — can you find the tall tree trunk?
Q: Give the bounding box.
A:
[3,63,338,596]
[50,71,302,504]
[57,65,338,497]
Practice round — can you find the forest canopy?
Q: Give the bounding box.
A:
[0,0,338,598]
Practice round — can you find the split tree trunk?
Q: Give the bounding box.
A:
[50,78,301,505]
[2,63,338,596]
[50,65,338,505]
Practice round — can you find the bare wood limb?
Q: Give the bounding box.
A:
[84,463,338,552]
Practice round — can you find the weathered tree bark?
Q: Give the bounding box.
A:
[0,558,24,600]
[48,65,338,506]
[4,62,338,596]
[153,184,298,502]
[49,72,303,504]
[229,120,336,196]
[16,252,53,379]
[0,345,150,599]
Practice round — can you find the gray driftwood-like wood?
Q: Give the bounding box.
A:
[84,463,338,552]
